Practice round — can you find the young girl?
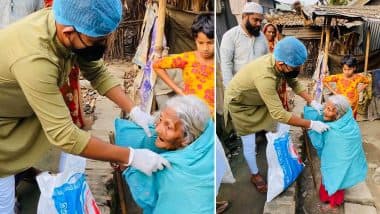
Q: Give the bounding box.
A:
[323,55,370,119]
[153,13,214,114]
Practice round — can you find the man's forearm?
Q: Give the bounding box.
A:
[80,136,130,164]
[220,48,234,87]
[298,90,313,105]
[222,68,233,87]
[287,114,311,129]
[105,86,135,113]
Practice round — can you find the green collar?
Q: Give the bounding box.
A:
[269,54,282,77]
[47,9,73,59]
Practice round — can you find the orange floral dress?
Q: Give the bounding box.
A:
[323,73,370,115]
[153,51,215,114]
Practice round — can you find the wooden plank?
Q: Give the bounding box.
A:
[281,27,322,39]
[109,131,128,214]
[302,128,317,191]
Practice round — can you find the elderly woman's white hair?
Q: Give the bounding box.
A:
[327,95,351,120]
[165,95,211,144]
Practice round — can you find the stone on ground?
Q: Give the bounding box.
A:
[345,182,375,206]
[344,203,376,214]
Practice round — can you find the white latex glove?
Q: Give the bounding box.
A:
[128,148,171,176]
[129,106,154,137]
[310,100,323,114]
[309,120,329,134]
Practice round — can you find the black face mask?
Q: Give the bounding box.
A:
[283,69,300,79]
[72,44,106,61]
[71,31,106,61]
[245,21,261,37]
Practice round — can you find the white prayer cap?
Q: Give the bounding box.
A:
[242,2,264,14]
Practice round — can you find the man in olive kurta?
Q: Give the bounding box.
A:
[0,0,170,211]
[224,37,328,192]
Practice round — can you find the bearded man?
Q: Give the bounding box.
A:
[220,2,268,87]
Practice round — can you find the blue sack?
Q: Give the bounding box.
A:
[266,124,304,202]
[52,173,86,213]
[114,119,215,214]
[36,155,100,214]
[304,106,368,195]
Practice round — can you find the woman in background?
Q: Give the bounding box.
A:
[262,23,280,53]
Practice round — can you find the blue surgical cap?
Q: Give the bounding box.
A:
[273,37,308,67]
[53,0,122,37]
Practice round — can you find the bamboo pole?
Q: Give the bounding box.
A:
[364,27,371,75]
[319,18,326,51]
[154,0,167,58]
[323,17,331,75]
[319,28,324,52]
[148,0,167,113]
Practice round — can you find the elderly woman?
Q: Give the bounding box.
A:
[115,95,214,214]
[154,95,211,150]
[304,95,368,212]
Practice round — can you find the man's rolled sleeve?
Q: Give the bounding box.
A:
[255,76,292,123]
[287,78,306,94]
[78,58,120,95]
[12,57,90,154]
[69,128,91,154]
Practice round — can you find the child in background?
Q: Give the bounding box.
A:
[323,55,370,119]
[153,13,214,114]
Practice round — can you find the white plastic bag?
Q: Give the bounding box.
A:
[266,123,304,202]
[36,154,100,214]
[216,137,235,193]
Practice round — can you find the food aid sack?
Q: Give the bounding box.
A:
[36,154,100,214]
[216,136,235,193]
[266,123,304,202]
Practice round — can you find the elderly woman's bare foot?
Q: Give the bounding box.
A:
[216,201,230,213]
[319,204,339,213]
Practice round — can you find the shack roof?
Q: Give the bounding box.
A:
[304,5,380,22]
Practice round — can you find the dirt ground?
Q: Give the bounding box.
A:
[217,136,268,214]
[360,120,380,213]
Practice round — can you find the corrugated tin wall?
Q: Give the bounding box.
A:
[367,21,380,52]
[335,21,380,56]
